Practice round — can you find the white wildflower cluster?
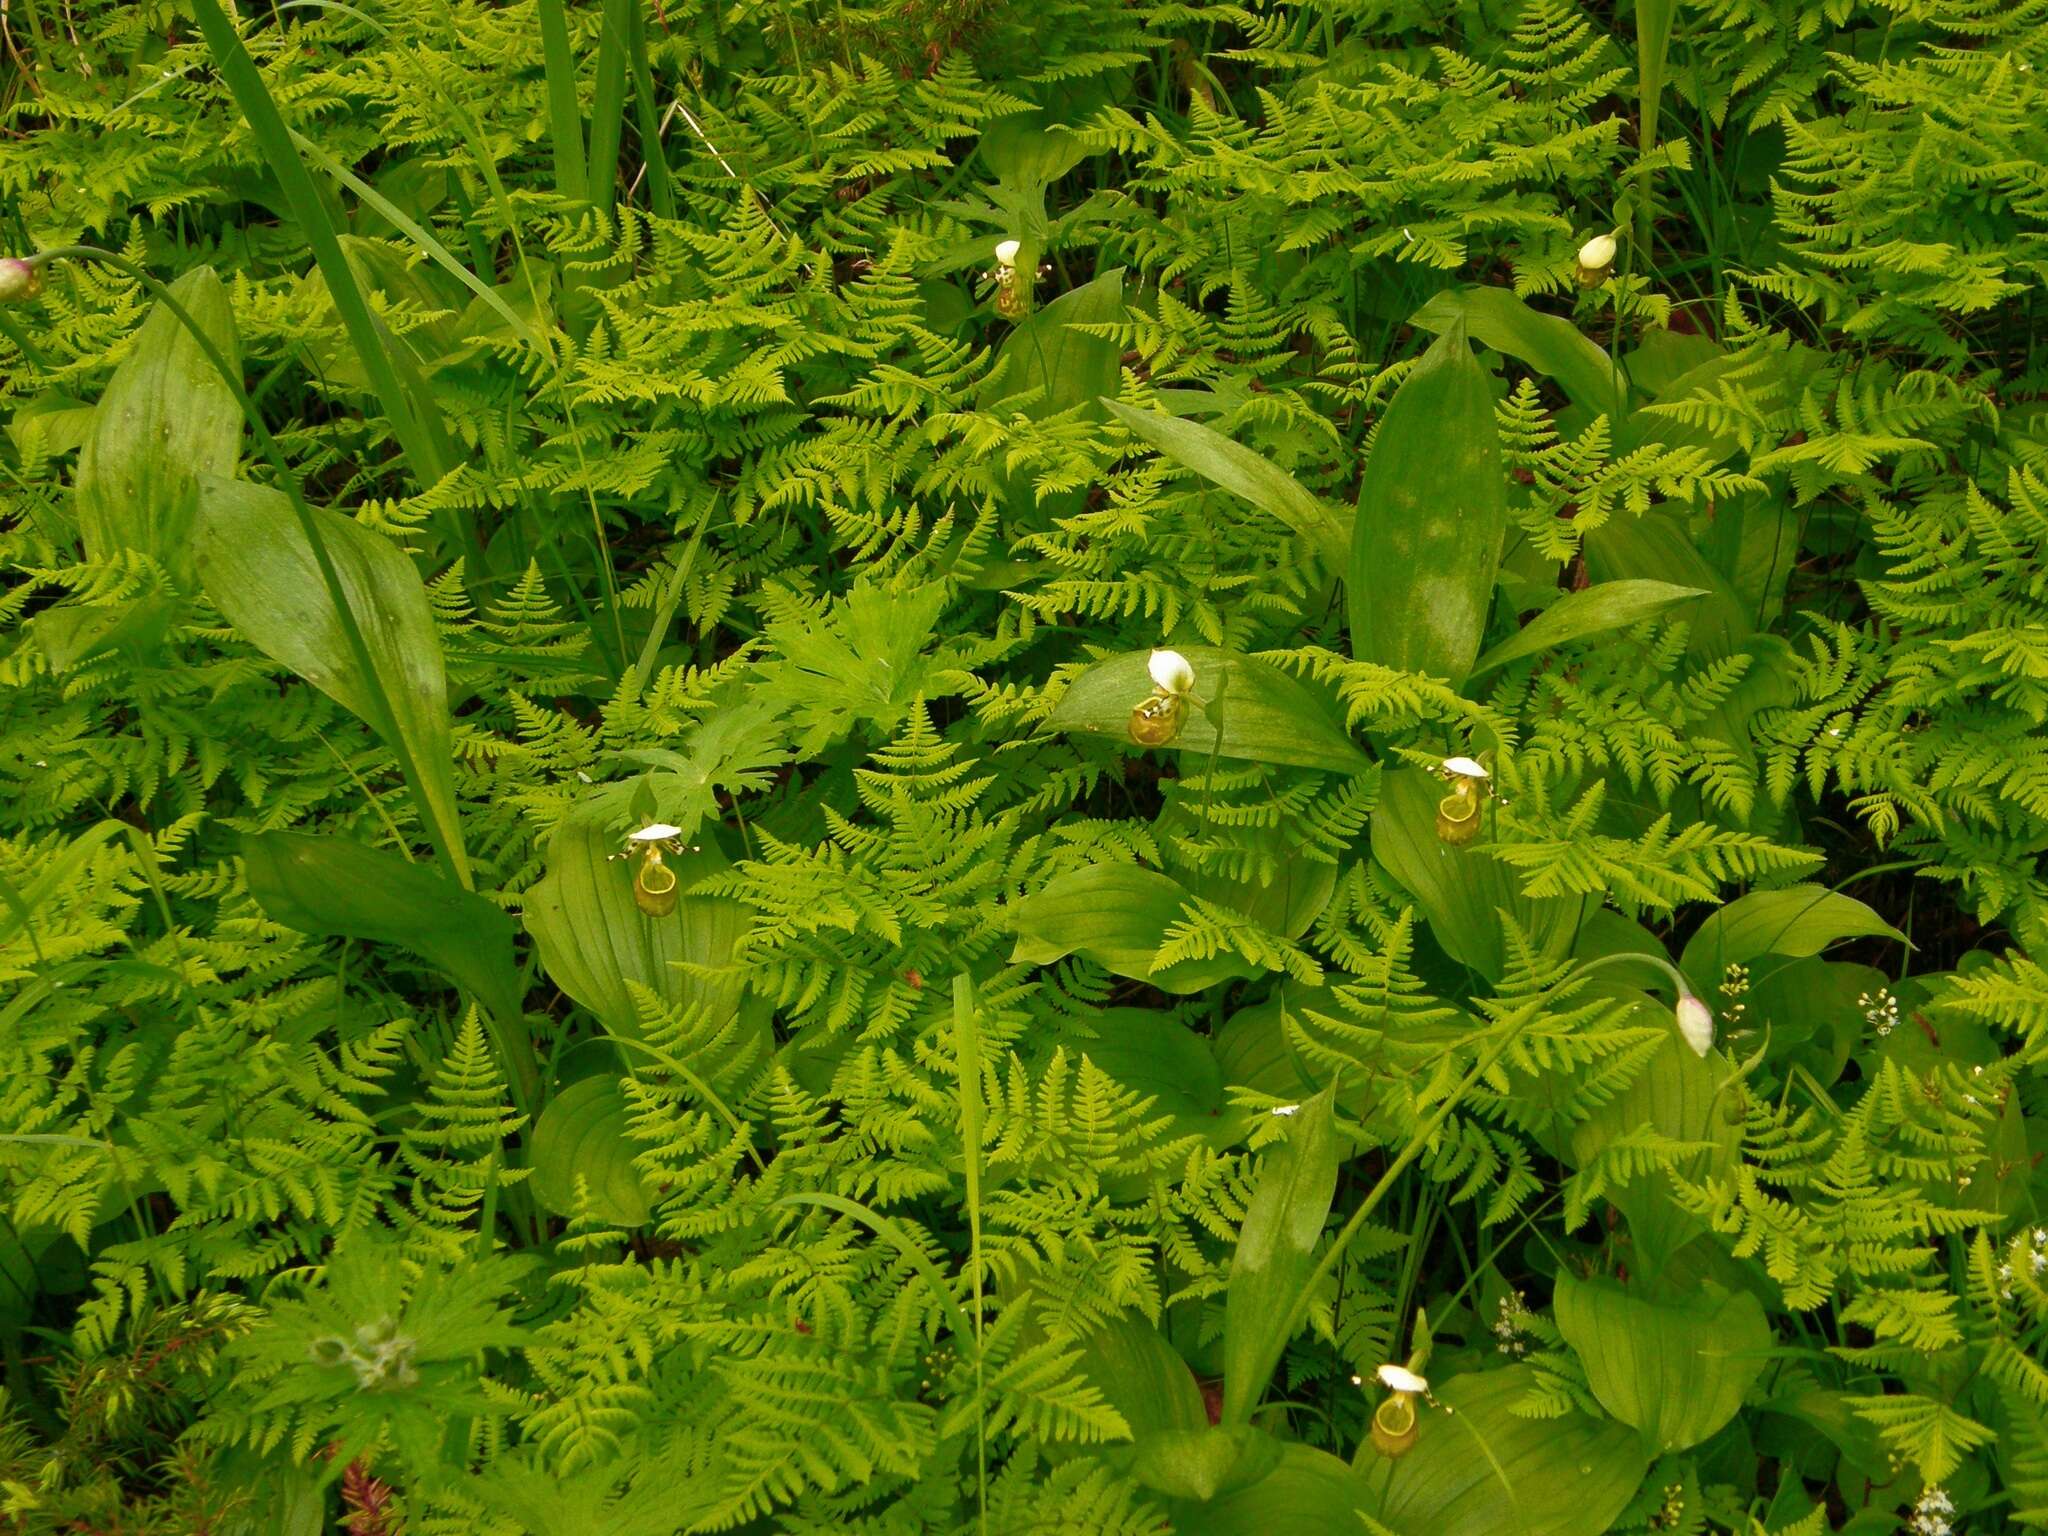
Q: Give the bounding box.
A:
[1717,962,1750,1028]
[1493,1290,1531,1357]
[1908,1486,1954,1536]
[1861,986,1901,1037]
[2000,1227,2048,1298]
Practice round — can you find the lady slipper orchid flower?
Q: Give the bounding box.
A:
[1575,233,1617,287]
[1377,1363,1428,1395]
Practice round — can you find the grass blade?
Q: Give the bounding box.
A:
[536,0,590,203]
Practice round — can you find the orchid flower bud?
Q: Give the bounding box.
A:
[1676,992,1715,1057]
[0,258,43,304]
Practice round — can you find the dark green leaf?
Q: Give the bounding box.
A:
[74,266,241,589]
[241,831,521,1027]
[1680,885,1905,995]
[1469,580,1708,679]
[1410,286,1623,428]
[1046,647,1369,775]
[528,1076,654,1227]
[1102,399,1350,566]
[1009,864,1258,994]
[1348,322,1506,687]
[1221,1081,1340,1424]
[193,476,469,882]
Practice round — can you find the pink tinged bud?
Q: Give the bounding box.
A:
[0,258,43,303]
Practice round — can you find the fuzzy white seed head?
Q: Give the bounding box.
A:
[1442,755,1489,780]
[1148,649,1196,696]
[1577,234,1617,273]
[1676,994,1715,1057]
[994,239,1022,268]
[1377,1363,1429,1395]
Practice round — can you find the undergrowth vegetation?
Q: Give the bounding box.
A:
[1,0,2046,1530]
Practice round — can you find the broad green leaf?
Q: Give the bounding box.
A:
[1348,322,1506,687]
[1076,1315,1207,1440]
[74,266,241,588]
[241,831,522,1027]
[1221,1081,1340,1424]
[1569,1025,1738,1272]
[192,476,469,882]
[1058,1010,1224,1135]
[1168,1443,1364,1534]
[1583,511,1749,659]
[1046,647,1369,775]
[1009,864,1258,994]
[527,1075,654,1227]
[1469,580,1708,679]
[980,267,1125,421]
[522,820,749,1043]
[1370,1365,1649,1536]
[1410,286,1623,428]
[1102,399,1350,566]
[1680,885,1905,995]
[1127,1425,1283,1502]
[1554,1273,1771,1452]
[1369,768,1590,983]
[980,108,1091,191]
[30,596,178,674]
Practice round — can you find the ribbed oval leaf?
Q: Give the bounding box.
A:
[1222,1081,1340,1424]
[1046,647,1369,776]
[1348,322,1506,687]
[1369,768,1590,982]
[75,266,242,588]
[1554,1273,1771,1452]
[1370,1365,1648,1536]
[193,477,467,882]
[528,1075,654,1227]
[1009,864,1258,994]
[1410,286,1624,429]
[1680,884,1906,995]
[1167,1443,1364,1534]
[522,819,749,1042]
[1102,399,1350,566]
[1469,580,1708,680]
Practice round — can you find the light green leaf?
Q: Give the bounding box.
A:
[1469,580,1708,679]
[980,267,1125,421]
[1410,286,1623,428]
[1075,1316,1207,1440]
[1583,511,1749,659]
[1370,1365,1649,1536]
[1569,1025,1738,1272]
[74,266,241,588]
[193,476,468,883]
[242,831,522,1028]
[1046,647,1369,775]
[1369,768,1590,983]
[1348,322,1506,687]
[522,820,749,1042]
[1009,864,1258,994]
[1554,1273,1772,1452]
[1680,885,1906,995]
[1102,399,1350,566]
[528,1076,654,1227]
[1221,1081,1340,1424]
[1127,1425,1283,1502]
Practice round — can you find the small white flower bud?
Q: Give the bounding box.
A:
[0,258,43,304]
[993,239,1021,269]
[1676,994,1714,1057]
[1148,648,1195,696]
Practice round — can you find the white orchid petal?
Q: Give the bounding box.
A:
[994,239,1022,267]
[1442,756,1489,779]
[630,823,684,842]
[1148,649,1196,695]
[1577,234,1617,271]
[1377,1364,1429,1395]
